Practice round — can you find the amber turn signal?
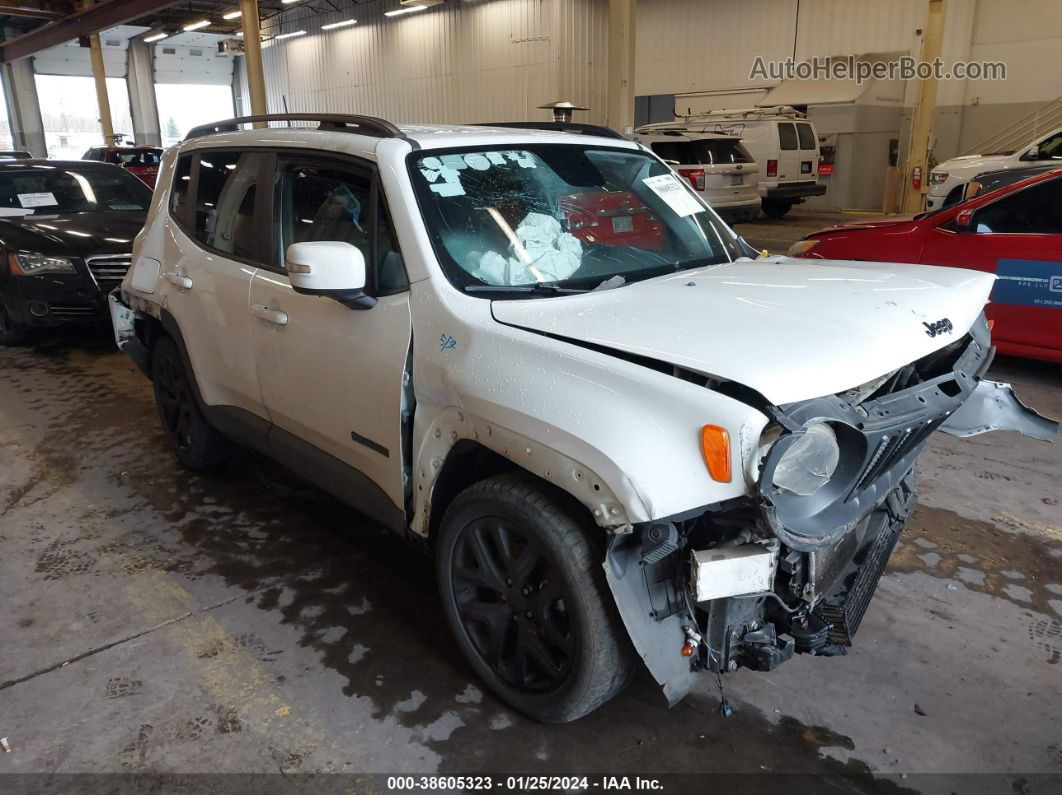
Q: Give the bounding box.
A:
[700,425,731,483]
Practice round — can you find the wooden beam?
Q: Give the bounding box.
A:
[0,0,182,63]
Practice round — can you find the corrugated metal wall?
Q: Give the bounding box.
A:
[636,0,924,97]
[242,0,609,126]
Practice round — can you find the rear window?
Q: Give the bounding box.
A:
[797,123,816,150]
[778,123,798,150]
[649,139,754,165]
[118,150,162,166]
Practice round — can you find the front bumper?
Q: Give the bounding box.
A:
[1,273,108,329]
[604,318,1057,706]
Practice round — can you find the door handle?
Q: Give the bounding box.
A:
[251,304,288,326]
[163,272,192,289]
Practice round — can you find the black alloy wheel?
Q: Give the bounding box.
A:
[151,336,229,470]
[436,475,637,722]
[451,517,574,692]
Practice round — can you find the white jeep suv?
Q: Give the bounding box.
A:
[111,113,1056,723]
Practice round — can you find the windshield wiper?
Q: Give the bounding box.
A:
[464,282,588,296]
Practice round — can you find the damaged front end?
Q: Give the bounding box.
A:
[605,316,1057,705]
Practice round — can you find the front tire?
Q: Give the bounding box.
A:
[151,336,229,470]
[436,474,637,722]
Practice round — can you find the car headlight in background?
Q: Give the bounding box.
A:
[9,252,77,275]
[929,171,949,185]
[787,239,819,257]
[772,422,840,497]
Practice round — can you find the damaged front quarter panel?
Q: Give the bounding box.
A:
[941,379,1058,441]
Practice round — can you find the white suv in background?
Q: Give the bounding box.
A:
[111,113,1055,723]
[927,125,1062,210]
[640,107,826,217]
[633,129,760,223]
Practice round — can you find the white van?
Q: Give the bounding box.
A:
[641,107,826,218]
[633,130,761,222]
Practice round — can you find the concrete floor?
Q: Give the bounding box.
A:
[1,231,1060,791]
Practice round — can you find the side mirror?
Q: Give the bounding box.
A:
[286,241,376,310]
[953,208,974,230]
[1021,145,1040,161]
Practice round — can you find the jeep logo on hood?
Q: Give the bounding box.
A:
[923,317,954,338]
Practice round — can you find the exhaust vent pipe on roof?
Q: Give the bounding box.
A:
[538,101,589,124]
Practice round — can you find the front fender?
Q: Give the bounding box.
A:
[411,405,651,537]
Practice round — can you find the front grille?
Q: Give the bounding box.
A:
[48,304,99,318]
[85,254,132,294]
[849,422,935,497]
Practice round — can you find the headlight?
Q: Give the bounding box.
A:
[772,422,839,497]
[9,252,77,275]
[929,171,949,184]
[787,239,819,257]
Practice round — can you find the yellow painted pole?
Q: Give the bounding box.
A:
[901,0,946,213]
[240,0,268,127]
[86,2,114,145]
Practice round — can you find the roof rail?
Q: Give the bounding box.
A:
[475,121,627,140]
[184,113,406,142]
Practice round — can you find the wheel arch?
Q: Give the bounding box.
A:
[412,408,651,543]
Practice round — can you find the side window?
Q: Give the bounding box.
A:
[194,150,265,259]
[1037,132,1062,160]
[169,154,193,220]
[277,161,407,292]
[778,123,798,151]
[796,123,816,150]
[972,178,1062,235]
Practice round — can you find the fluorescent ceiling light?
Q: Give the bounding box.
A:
[281,0,301,4]
[384,6,427,16]
[143,32,168,43]
[222,10,241,20]
[183,20,211,32]
[321,19,357,30]
[275,30,306,39]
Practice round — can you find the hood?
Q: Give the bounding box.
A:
[934,152,1013,176]
[811,215,920,236]
[0,212,145,258]
[491,258,996,405]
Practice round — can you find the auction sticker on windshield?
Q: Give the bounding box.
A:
[17,192,58,208]
[643,174,703,217]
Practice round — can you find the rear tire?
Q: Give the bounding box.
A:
[436,474,637,723]
[0,303,26,346]
[761,199,794,218]
[151,336,229,471]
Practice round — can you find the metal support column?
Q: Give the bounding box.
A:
[606,0,637,136]
[127,37,161,146]
[240,0,267,126]
[1,58,46,156]
[901,0,946,213]
[88,31,115,144]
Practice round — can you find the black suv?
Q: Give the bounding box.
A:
[0,160,151,344]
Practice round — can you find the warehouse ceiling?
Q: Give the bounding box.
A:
[0,0,366,48]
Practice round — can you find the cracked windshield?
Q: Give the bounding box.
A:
[412,145,744,295]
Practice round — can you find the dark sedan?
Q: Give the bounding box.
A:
[0,160,150,345]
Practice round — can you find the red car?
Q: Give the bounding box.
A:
[790,169,1062,362]
[82,145,163,188]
